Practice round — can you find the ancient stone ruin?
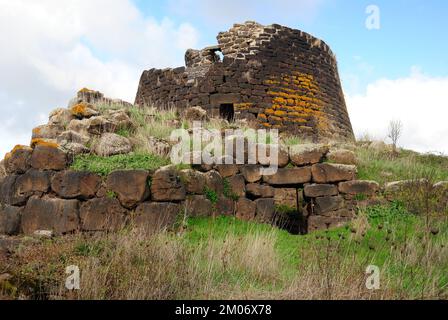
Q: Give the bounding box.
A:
[135,21,355,142]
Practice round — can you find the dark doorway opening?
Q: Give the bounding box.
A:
[220,103,235,122]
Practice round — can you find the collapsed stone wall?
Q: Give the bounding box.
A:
[135,21,355,142]
[0,141,381,236]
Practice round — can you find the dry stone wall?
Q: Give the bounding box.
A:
[0,142,381,237]
[135,21,355,142]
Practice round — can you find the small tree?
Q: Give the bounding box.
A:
[387,120,403,155]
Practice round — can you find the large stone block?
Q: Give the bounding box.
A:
[240,165,262,183]
[0,175,27,206]
[255,198,275,223]
[151,167,186,202]
[32,124,65,140]
[226,174,246,198]
[4,145,33,174]
[185,195,213,217]
[274,188,298,208]
[338,180,379,196]
[289,144,329,166]
[179,169,206,195]
[94,133,132,157]
[311,163,356,183]
[80,198,127,232]
[236,198,256,221]
[204,170,224,194]
[52,171,101,200]
[30,144,67,171]
[326,149,357,165]
[256,144,289,168]
[134,202,180,233]
[107,170,150,208]
[246,183,275,198]
[0,205,23,235]
[304,184,338,198]
[21,196,79,235]
[210,93,240,105]
[313,196,345,214]
[263,167,311,186]
[16,169,52,199]
[216,197,235,216]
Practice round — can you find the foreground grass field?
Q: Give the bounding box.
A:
[1,202,446,300]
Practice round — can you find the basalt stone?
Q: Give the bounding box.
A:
[256,144,289,168]
[312,196,345,215]
[255,198,275,223]
[263,167,311,186]
[216,197,235,216]
[107,170,150,208]
[16,169,52,198]
[338,180,379,196]
[151,167,186,202]
[0,175,27,206]
[215,159,239,178]
[240,165,262,183]
[32,124,65,140]
[94,133,132,157]
[326,149,357,165]
[179,169,206,195]
[246,184,275,199]
[289,144,329,166]
[80,198,127,232]
[185,195,213,217]
[227,174,246,198]
[21,196,79,235]
[274,188,298,208]
[311,164,356,184]
[204,170,224,194]
[51,171,101,200]
[304,184,338,198]
[236,198,256,221]
[4,146,32,174]
[30,145,67,171]
[134,202,180,233]
[0,205,23,235]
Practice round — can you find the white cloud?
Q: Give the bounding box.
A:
[346,68,448,154]
[0,0,199,158]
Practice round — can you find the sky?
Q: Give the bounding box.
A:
[0,0,447,157]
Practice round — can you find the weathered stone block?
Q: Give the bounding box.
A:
[134,202,180,233]
[227,174,246,198]
[246,183,275,198]
[240,165,262,183]
[289,144,329,166]
[304,184,338,198]
[313,196,345,214]
[0,205,23,235]
[236,198,256,221]
[327,149,357,165]
[107,170,150,208]
[4,146,32,174]
[274,188,298,208]
[80,198,127,232]
[263,167,311,185]
[30,145,67,171]
[94,133,132,157]
[256,144,289,168]
[179,169,206,195]
[0,175,27,206]
[52,171,101,200]
[21,196,79,235]
[216,197,235,216]
[255,198,275,223]
[151,167,186,202]
[311,164,356,183]
[185,195,213,217]
[338,180,379,196]
[204,170,224,194]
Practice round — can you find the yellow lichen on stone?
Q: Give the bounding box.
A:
[31,138,59,149]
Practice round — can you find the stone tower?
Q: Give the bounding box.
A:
[135,21,354,142]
